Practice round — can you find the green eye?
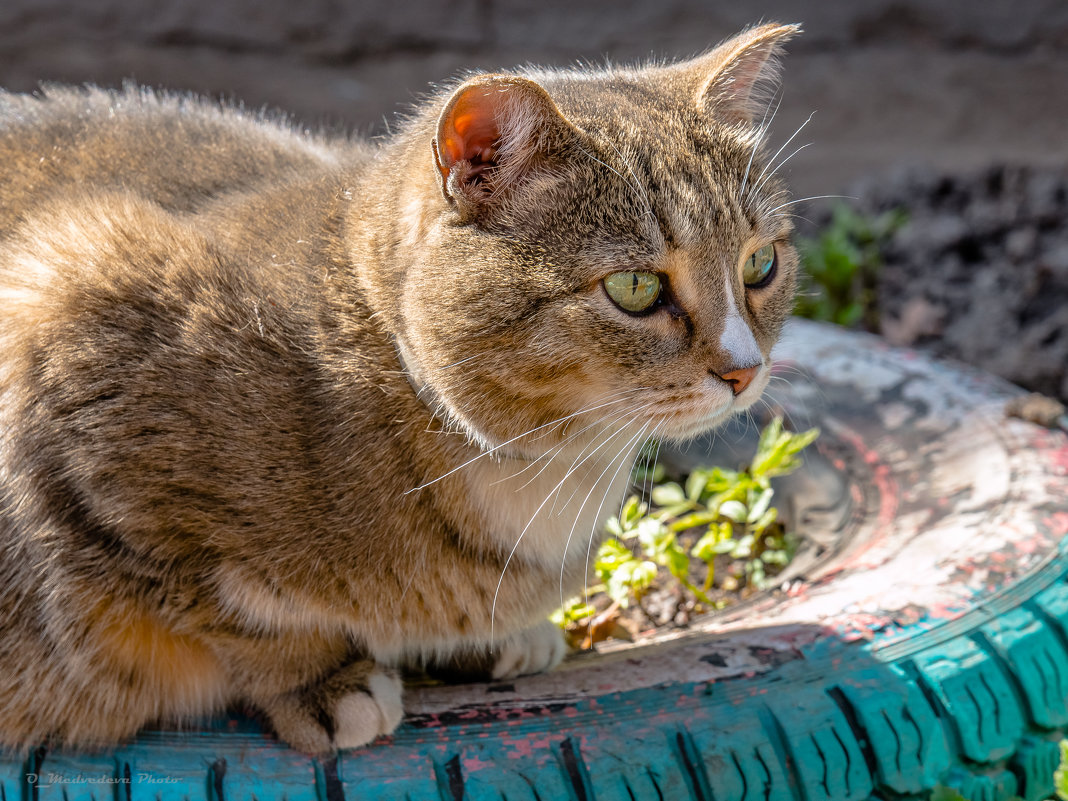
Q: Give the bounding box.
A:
[743,244,777,287]
[604,271,661,313]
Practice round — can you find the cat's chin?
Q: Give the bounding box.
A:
[656,408,736,443]
[656,393,766,443]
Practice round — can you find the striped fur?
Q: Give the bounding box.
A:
[0,23,800,752]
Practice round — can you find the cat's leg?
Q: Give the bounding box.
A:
[491,619,567,679]
[260,660,403,753]
[428,619,566,682]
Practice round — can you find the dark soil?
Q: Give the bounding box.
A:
[825,164,1068,402]
[563,519,790,651]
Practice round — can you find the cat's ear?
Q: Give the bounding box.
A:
[433,75,578,214]
[681,22,801,125]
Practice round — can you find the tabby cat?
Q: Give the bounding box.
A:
[0,22,800,753]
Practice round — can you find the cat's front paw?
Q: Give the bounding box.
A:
[332,669,404,750]
[263,663,403,753]
[492,620,566,680]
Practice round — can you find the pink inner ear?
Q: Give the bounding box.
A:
[440,90,502,170]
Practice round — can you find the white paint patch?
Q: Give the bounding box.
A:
[718,276,762,367]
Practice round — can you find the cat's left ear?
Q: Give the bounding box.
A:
[433,75,579,215]
[680,22,801,125]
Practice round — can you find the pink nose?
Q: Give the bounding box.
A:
[720,365,759,396]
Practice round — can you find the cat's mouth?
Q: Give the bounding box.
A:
[654,407,735,441]
[646,378,768,441]
[645,396,733,441]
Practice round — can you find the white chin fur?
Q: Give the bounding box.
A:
[660,408,734,442]
[660,370,769,442]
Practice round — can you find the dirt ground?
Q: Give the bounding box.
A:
[2,0,1066,398]
[846,165,1068,402]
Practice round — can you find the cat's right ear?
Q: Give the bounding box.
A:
[432,75,578,217]
[673,22,801,126]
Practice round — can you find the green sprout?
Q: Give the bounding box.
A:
[554,416,819,643]
[549,597,598,628]
[795,204,906,330]
[1057,739,1068,800]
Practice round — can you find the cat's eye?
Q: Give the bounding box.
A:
[604,271,661,314]
[743,244,777,288]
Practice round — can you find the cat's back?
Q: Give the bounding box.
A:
[0,85,369,227]
[0,84,371,363]
[0,85,381,571]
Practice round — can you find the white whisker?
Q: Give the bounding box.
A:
[553,401,659,514]
[747,111,814,201]
[644,435,663,506]
[602,138,656,224]
[546,413,639,516]
[491,416,650,641]
[545,417,625,516]
[738,88,782,201]
[404,392,647,493]
[578,421,657,623]
[492,388,651,488]
[767,194,856,215]
[555,419,647,609]
[556,418,656,610]
[749,143,811,200]
[578,146,656,224]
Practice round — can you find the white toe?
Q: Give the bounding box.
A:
[492,621,566,680]
[332,670,404,749]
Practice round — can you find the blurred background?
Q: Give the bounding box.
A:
[2,0,1067,401]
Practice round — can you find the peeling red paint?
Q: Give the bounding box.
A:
[468,754,499,772]
[1044,511,1068,536]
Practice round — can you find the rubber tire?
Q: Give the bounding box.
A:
[9,319,1068,801]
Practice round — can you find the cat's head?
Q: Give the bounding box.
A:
[392,23,801,454]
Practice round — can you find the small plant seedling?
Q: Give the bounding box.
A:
[795,203,906,330]
[554,416,819,648]
[1056,738,1068,800]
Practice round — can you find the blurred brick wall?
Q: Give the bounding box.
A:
[2,0,1066,194]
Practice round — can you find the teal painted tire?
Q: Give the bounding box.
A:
[7,319,1068,801]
